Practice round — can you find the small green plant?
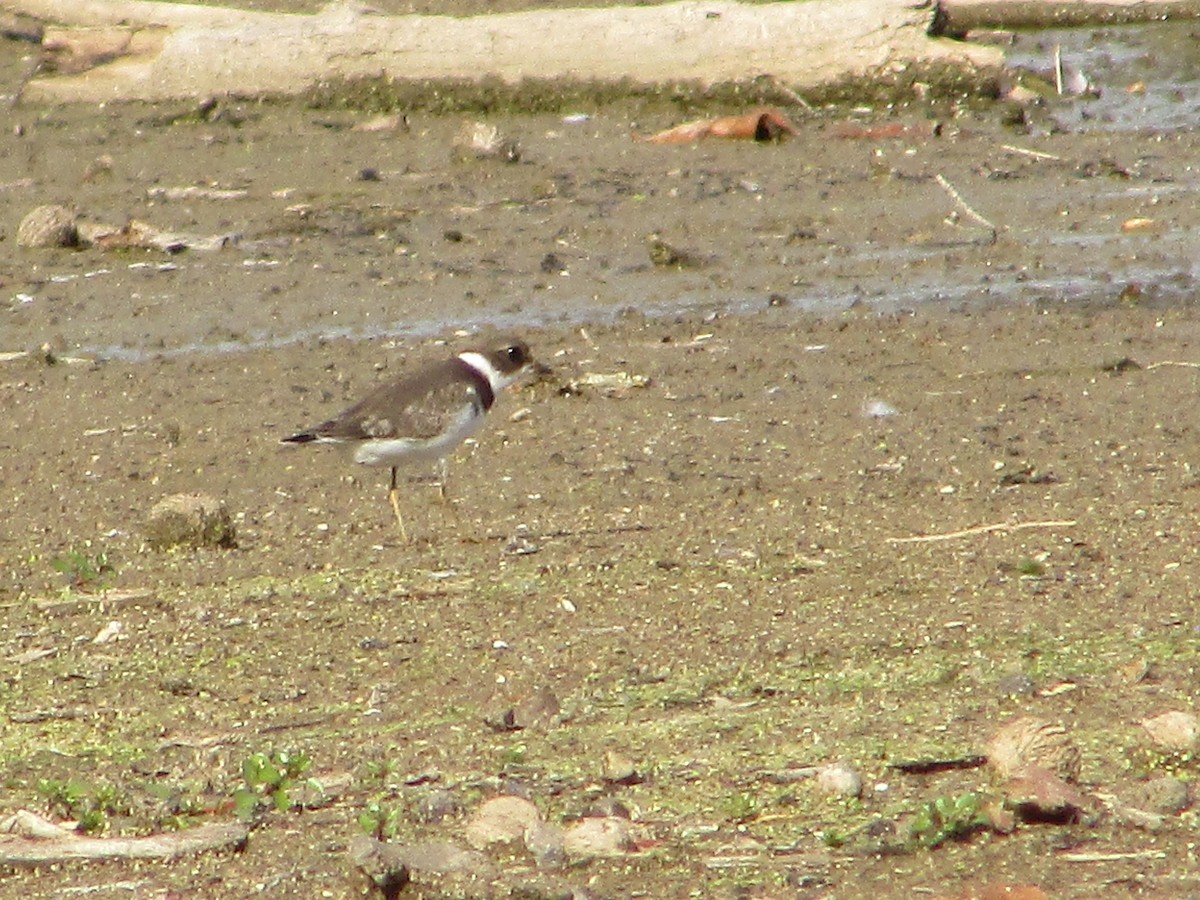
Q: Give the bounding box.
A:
[909,792,991,849]
[145,782,210,830]
[499,744,527,766]
[819,827,850,849]
[37,778,128,835]
[1015,558,1045,577]
[51,547,115,591]
[363,759,399,787]
[233,750,318,818]
[722,791,761,823]
[358,799,404,841]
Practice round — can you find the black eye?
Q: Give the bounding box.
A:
[507,344,527,364]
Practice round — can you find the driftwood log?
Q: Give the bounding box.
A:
[0,812,250,867]
[0,0,1000,103]
[939,0,1200,31]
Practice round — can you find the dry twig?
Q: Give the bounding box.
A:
[887,519,1077,544]
[1059,849,1167,863]
[935,174,997,235]
[1145,360,1200,370]
[1000,144,1062,162]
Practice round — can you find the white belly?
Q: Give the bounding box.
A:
[352,405,485,467]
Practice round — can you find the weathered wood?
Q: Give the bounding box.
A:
[940,0,1200,31]
[0,819,250,867]
[0,0,1001,103]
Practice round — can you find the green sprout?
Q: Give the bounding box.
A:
[358,799,404,841]
[233,750,319,818]
[51,548,115,591]
[36,778,128,835]
[909,792,991,849]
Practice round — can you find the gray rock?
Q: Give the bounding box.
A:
[995,671,1035,697]
[524,818,567,869]
[464,795,541,849]
[816,762,862,798]
[601,749,639,785]
[17,204,79,248]
[1141,710,1200,753]
[562,816,633,858]
[145,493,237,550]
[411,788,462,824]
[395,840,493,877]
[1126,775,1190,816]
[513,685,561,729]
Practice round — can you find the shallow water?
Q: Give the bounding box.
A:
[6,23,1200,362]
[1006,20,1200,133]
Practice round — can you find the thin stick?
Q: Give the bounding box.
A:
[1146,360,1200,370]
[764,75,812,110]
[935,174,997,233]
[1060,850,1167,863]
[1000,144,1062,162]
[887,519,1077,545]
[1054,44,1064,95]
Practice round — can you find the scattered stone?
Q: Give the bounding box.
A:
[353,113,409,133]
[862,398,898,419]
[582,797,631,820]
[601,749,640,785]
[482,703,519,732]
[1141,710,1199,752]
[562,816,633,859]
[647,233,705,269]
[144,493,237,550]
[516,686,561,729]
[565,371,652,398]
[393,840,492,877]
[865,818,896,839]
[995,671,1036,697]
[17,204,79,248]
[411,788,462,825]
[1103,356,1142,374]
[350,836,494,898]
[503,526,540,556]
[1107,801,1165,832]
[464,796,541,849]
[146,185,247,201]
[523,818,567,869]
[453,121,520,162]
[1125,775,1190,816]
[816,762,862,798]
[985,716,1081,782]
[490,685,561,731]
[540,252,567,274]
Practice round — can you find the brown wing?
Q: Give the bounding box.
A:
[311,359,484,442]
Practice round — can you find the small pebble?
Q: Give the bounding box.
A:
[816,762,862,798]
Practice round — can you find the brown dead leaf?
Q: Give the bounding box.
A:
[636,108,797,144]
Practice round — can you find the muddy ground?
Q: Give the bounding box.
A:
[4,30,1200,900]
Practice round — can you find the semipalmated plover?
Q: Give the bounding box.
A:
[282,338,533,538]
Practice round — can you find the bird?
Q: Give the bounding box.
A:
[281,338,533,539]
